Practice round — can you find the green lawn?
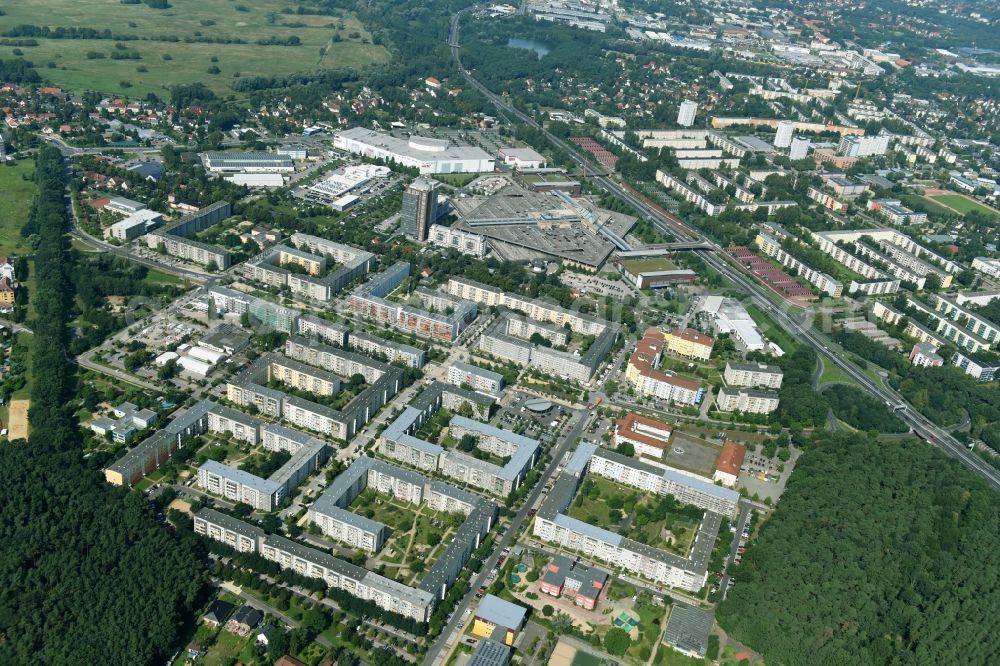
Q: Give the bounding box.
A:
[623,257,678,274]
[0,0,389,97]
[931,194,1000,219]
[817,357,854,387]
[745,303,797,354]
[435,173,486,188]
[142,268,187,286]
[201,629,250,666]
[0,160,37,256]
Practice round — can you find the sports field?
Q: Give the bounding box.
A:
[8,400,29,441]
[930,194,999,219]
[0,0,389,97]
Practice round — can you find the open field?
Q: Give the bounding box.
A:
[0,160,37,256]
[930,193,1000,219]
[0,0,389,97]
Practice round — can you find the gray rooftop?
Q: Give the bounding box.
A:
[564,442,597,477]
[338,127,493,163]
[662,603,714,657]
[199,459,280,495]
[593,447,740,506]
[475,594,527,630]
[196,507,266,541]
[208,403,261,429]
[449,415,540,481]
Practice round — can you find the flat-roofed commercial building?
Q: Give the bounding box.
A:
[723,361,783,389]
[334,127,495,175]
[202,151,294,174]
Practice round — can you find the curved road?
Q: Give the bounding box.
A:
[448,9,1000,491]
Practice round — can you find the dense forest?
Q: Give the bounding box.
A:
[718,432,1000,665]
[0,146,206,664]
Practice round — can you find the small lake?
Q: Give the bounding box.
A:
[507,37,550,59]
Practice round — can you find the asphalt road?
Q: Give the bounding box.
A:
[448,9,1000,492]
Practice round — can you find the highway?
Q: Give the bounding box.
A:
[448,9,1000,492]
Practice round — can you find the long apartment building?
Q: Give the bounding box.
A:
[197,441,327,512]
[663,328,715,362]
[715,387,780,414]
[532,444,735,592]
[479,313,618,383]
[226,346,401,441]
[296,314,426,369]
[104,399,214,486]
[350,263,478,342]
[310,456,490,558]
[625,329,704,405]
[243,234,375,302]
[309,455,498,605]
[428,224,489,257]
[755,232,843,297]
[931,294,1000,346]
[723,361,783,389]
[145,201,233,268]
[809,232,905,293]
[194,508,438,622]
[447,277,609,335]
[807,186,849,213]
[590,448,739,515]
[379,382,537,497]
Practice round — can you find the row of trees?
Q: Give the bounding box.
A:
[0,146,207,665]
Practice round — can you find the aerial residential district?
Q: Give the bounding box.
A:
[1,1,1000,666]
